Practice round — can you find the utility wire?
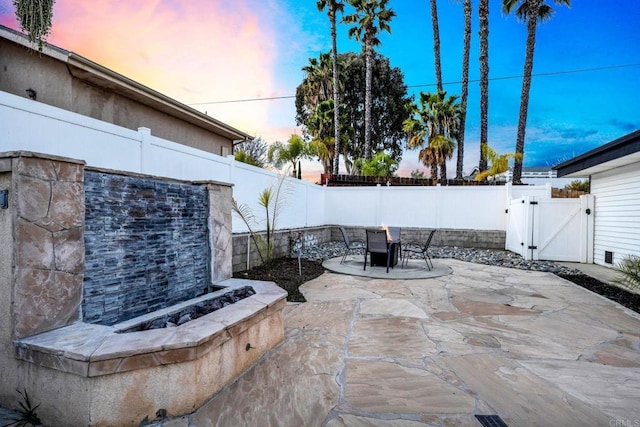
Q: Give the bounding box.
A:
[188,62,640,106]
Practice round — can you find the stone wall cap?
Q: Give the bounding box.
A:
[86,165,232,187]
[13,280,287,376]
[0,151,86,165]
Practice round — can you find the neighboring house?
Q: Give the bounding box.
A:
[499,167,584,188]
[0,25,251,156]
[465,165,584,187]
[554,129,640,268]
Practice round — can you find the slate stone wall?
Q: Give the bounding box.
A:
[83,171,210,325]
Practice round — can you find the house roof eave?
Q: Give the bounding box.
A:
[66,53,253,142]
[0,25,253,142]
[553,130,640,177]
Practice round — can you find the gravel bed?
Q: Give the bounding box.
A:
[297,241,584,275]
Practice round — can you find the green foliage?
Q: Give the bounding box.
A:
[267,134,317,178]
[564,179,589,192]
[305,99,347,173]
[233,137,268,168]
[403,90,461,181]
[474,143,522,181]
[4,389,42,427]
[410,169,427,179]
[231,175,291,275]
[614,255,640,291]
[354,152,398,177]
[295,51,411,174]
[13,0,55,51]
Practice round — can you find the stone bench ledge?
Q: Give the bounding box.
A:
[14,279,287,377]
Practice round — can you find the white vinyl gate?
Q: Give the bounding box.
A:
[506,195,595,262]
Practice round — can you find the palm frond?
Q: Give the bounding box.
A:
[615,255,640,290]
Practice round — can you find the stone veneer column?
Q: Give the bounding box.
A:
[1,152,85,339]
[206,182,233,282]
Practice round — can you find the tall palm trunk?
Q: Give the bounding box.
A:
[364,41,373,160]
[440,160,447,183]
[478,0,489,172]
[430,0,443,92]
[512,0,540,184]
[456,0,472,180]
[330,7,341,175]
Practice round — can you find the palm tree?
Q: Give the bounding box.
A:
[317,0,345,176]
[343,0,396,161]
[478,0,489,172]
[455,0,472,180]
[503,0,571,184]
[431,134,456,181]
[267,134,315,179]
[13,0,55,51]
[307,100,337,173]
[418,146,439,181]
[474,143,523,181]
[429,0,443,92]
[300,53,334,108]
[404,91,461,182]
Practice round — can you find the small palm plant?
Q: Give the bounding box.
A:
[615,255,640,291]
[3,389,43,427]
[232,175,290,275]
[475,143,523,182]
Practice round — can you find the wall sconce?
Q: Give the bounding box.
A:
[26,88,37,100]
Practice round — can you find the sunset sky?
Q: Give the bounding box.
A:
[1,0,639,180]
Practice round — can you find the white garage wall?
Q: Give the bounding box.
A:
[591,162,640,266]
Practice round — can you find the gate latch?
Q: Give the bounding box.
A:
[585,208,591,215]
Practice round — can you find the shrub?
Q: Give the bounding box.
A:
[615,255,640,291]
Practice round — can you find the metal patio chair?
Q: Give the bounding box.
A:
[365,229,392,273]
[340,227,364,264]
[402,229,436,270]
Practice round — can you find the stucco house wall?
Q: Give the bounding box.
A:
[0,25,251,156]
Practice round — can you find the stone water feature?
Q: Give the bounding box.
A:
[0,152,287,426]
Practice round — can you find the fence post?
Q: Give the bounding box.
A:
[226,154,236,184]
[529,196,539,261]
[138,127,151,174]
[580,194,595,263]
[375,184,382,226]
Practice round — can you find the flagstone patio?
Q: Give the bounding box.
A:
[185,258,640,426]
[2,258,639,426]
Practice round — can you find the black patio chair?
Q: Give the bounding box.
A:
[365,229,391,273]
[402,229,436,270]
[340,226,364,264]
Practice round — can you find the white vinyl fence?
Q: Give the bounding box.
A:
[506,195,595,262]
[3,89,595,263]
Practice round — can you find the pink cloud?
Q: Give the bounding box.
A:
[2,0,285,136]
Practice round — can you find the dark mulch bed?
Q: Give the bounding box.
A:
[234,257,640,314]
[233,257,326,302]
[557,273,640,314]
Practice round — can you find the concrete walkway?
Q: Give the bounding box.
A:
[3,259,640,426]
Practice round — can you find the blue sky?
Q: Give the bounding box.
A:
[1,0,639,179]
[298,0,640,175]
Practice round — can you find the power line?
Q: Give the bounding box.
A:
[188,62,640,106]
[409,62,640,89]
